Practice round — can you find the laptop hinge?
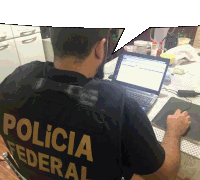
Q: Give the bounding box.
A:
[124,85,155,96]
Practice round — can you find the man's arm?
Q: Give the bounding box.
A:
[121,92,190,180]
[139,130,181,180]
[139,110,191,180]
[121,97,166,179]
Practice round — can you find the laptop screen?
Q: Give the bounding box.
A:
[113,52,169,94]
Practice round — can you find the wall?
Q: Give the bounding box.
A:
[193,26,200,48]
[118,29,124,39]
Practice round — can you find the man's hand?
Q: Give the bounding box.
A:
[166,109,191,138]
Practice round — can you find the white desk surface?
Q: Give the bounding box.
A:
[103,52,200,179]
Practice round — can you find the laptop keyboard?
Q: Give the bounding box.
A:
[126,90,152,107]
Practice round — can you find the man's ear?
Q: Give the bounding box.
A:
[95,38,106,60]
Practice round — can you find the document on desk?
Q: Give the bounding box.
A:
[195,78,200,92]
[176,62,200,77]
[168,73,200,92]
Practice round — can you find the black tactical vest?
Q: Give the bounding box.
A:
[0,63,124,180]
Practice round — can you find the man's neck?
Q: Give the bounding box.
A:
[54,57,96,78]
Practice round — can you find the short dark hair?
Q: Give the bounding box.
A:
[50,28,110,61]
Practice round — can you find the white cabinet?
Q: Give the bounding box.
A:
[0,25,46,83]
[0,39,21,83]
[14,33,46,65]
[0,24,14,41]
[11,25,40,38]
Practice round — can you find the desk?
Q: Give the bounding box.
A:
[103,50,200,179]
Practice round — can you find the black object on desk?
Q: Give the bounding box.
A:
[152,97,200,143]
[177,90,200,97]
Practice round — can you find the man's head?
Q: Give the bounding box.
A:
[50,28,110,79]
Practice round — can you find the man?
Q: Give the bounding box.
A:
[0,28,191,180]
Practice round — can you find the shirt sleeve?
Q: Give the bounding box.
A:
[121,96,165,178]
[0,76,9,89]
[0,67,22,97]
[0,61,41,95]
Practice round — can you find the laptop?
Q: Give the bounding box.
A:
[111,51,170,113]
